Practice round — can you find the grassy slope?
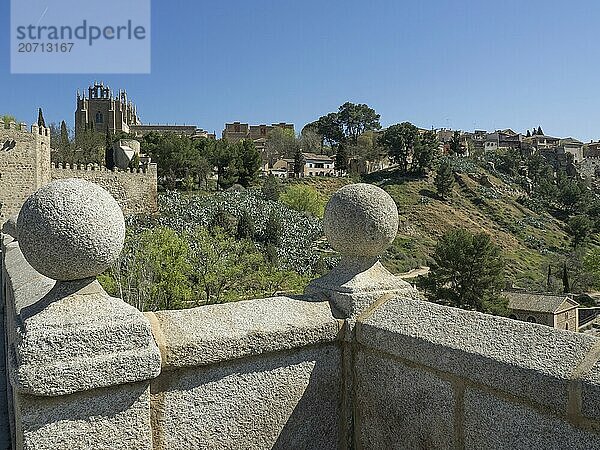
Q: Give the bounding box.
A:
[285,170,592,290]
[360,168,578,291]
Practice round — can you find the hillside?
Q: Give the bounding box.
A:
[359,165,586,291]
[281,164,596,291]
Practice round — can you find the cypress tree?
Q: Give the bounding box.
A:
[335,144,348,173]
[236,210,255,240]
[562,263,570,294]
[293,148,305,178]
[435,160,454,199]
[37,108,46,128]
[105,128,115,169]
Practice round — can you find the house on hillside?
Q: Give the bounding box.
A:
[270,153,335,178]
[524,133,560,151]
[505,291,579,331]
[560,138,584,164]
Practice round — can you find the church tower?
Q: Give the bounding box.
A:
[75,82,141,137]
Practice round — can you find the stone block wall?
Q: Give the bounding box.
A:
[354,296,600,449]
[0,124,51,223]
[146,297,343,449]
[2,234,344,449]
[50,163,158,216]
[0,121,156,223]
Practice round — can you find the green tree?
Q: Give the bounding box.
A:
[418,229,507,314]
[308,113,344,151]
[280,185,325,217]
[584,249,600,289]
[380,122,419,174]
[103,227,193,311]
[562,262,570,293]
[293,148,305,177]
[237,210,255,240]
[537,126,544,135]
[336,102,381,144]
[335,144,348,173]
[208,139,237,190]
[497,148,521,176]
[56,120,72,162]
[37,108,46,128]
[210,208,238,234]
[73,127,104,164]
[434,160,454,199]
[299,128,322,154]
[557,174,583,213]
[1,115,16,128]
[265,127,299,161]
[412,130,439,175]
[105,128,115,169]
[449,131,464,155]
[262,174,282,201]
[263,211,282,246]
[235,139,262,187]
[188,227,266,305]
[567,215,592,249]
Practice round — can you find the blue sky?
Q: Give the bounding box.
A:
[1,0,599,140]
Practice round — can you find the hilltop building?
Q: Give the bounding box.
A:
[75,82,140,135]
[222,121,295,152]
[271,153,334,178]
[76,82,212,139]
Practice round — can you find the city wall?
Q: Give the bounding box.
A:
[0,123,51,223]
[0,123,157,219]
[50,163,158,216]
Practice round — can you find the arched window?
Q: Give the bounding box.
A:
[526,316,537,323]
[95,112,104,124]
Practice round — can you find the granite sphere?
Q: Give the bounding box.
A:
[17,179,125,281]
[324,183,398,258]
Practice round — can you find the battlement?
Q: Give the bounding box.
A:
[51,161,157,175]
[2,122,50,138]
[50,162,158,215]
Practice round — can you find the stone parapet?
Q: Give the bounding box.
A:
[2,179,160,449]
[148,297,343,449]
[148,296,342,369]
[354,295,600,448]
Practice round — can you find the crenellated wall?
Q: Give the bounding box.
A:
[0,120,157,222]
[0,123,51,222]
[50,162,158,216]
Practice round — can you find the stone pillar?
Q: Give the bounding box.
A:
[305,183,417,449]
[306,183,416,323]
[5,178,161,449]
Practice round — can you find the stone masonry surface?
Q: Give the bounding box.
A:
[151,345,341,449]
[17,179,125,281]
[354,295,600,448]
[356,295,599,412]
[150,296,342,369]
[0,124,50,223]
[50,163,158,216]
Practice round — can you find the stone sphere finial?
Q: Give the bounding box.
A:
[17,179,125,281]
[323,183,398,258]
